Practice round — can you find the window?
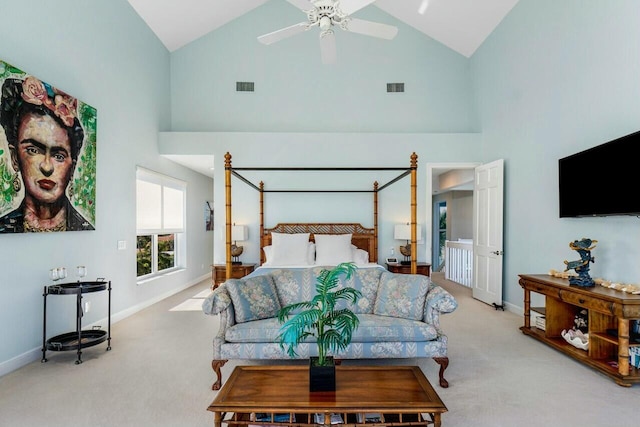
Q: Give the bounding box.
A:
[136,167,186,279]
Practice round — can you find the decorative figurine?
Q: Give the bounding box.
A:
[563,238,598,287]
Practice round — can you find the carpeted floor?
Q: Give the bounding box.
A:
[0,272,639,427]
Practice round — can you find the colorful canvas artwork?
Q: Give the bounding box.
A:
[0,59,97,233]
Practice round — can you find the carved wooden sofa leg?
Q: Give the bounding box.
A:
[211,359,228,390]
[433,357,450,388]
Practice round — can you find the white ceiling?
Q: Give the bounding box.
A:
[127,0,519,57]
[129,0,518,184]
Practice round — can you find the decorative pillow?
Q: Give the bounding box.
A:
[263,242,315,265]
[225,275,281,323]
[314,233,353,265]
[373,272,429,321]
[351,245,370,265]
[270,232,311,265]
[334,267,384,314]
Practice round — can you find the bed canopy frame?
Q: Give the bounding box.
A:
[223,152,419,279]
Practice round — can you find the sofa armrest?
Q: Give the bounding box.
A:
[423,283,458,328]
[202,284,232,315]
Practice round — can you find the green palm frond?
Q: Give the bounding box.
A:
[277,262,362,366]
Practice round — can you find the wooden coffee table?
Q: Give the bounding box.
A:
[207,365,447,427]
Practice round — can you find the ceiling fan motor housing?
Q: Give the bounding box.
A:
[308,0,349,29]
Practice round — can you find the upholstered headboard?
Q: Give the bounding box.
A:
[260,223,377,265]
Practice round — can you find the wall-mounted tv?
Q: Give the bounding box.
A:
[559,130,640,217]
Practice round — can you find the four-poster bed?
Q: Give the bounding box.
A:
[203,155,459,390]
[223,152,420,271]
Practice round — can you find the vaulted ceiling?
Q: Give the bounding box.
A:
[129,0,518,181]
[127,0,518,57]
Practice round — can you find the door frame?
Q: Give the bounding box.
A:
[425,162,481,266]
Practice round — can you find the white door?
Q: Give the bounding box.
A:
[472,159,504,306]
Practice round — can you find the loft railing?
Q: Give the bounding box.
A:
[444,240,473,288]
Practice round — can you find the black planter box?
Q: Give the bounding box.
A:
[309,356,335,392]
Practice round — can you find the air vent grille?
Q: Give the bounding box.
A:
[386,83,405,93]
[236,82,255,92]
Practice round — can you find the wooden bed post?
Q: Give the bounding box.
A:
[224,152,233,280]
[410,153,418,274]
[259,181,264,265]
[373,181,379,263]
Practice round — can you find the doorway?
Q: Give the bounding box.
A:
[425,162,479,270]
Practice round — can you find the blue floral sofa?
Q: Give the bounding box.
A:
[202,266,457,390]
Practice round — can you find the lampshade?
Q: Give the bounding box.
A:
[232,225,248,242]
[394,224,423,242]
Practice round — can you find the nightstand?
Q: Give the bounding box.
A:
[385,262,431,277]
[211,264,256,289]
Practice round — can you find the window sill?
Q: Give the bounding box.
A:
[137,267,185,285]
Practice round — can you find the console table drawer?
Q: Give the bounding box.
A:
[559,290,614,314]
[524,280,560,298]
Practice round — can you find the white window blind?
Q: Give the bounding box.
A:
[136,167,186,234]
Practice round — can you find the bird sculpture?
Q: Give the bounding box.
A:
[231,243,244,265]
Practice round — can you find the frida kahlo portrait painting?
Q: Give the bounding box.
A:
[0,59,97,233]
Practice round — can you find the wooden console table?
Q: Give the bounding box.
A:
[208,365,447,427]
[519,274,640,387]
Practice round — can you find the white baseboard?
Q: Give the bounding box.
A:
[0,273,209,378]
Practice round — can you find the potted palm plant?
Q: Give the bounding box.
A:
[277,262,362,392]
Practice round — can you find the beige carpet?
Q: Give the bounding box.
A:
[0,273,639,427]
[169,288,212,311]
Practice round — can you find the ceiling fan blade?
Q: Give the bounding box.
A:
[319,31,337,64]
[286,0,313,11]
[344,18,398,40]
[257,22,309,45]
[338,0,377,15]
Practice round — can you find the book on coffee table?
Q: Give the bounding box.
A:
[315,413,343,424]
[357,413,383,423]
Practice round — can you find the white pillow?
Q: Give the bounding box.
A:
[262,245,274,265]
[314,234,353,266]
[270,232,311,265]
[351,246,370,265]
[263,242,315,266]
[307,242,316,264]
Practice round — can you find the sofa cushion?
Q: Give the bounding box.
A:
[225,275,281,323]
[225,313,438,344]
[373,272,429,321]
[334,267,383,314]
[270,268,317,314]
[352,314,438,342]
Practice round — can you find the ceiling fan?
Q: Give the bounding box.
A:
[257,0,398,64]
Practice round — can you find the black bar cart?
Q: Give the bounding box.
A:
[42,280,111,364]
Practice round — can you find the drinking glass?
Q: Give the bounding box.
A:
[49,268,59,282]
[57,267,67,282]
[76,266,87,282]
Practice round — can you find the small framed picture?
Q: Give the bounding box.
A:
[386,257,398,264]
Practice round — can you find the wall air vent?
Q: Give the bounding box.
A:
[386,83,404,93]
[236,82,255,92]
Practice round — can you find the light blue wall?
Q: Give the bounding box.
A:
[159,132,481,265]
[472,0,640,305]
[170,1,477,133]
[0,0,213,375]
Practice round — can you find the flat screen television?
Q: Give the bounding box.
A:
[559,130,640,217]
